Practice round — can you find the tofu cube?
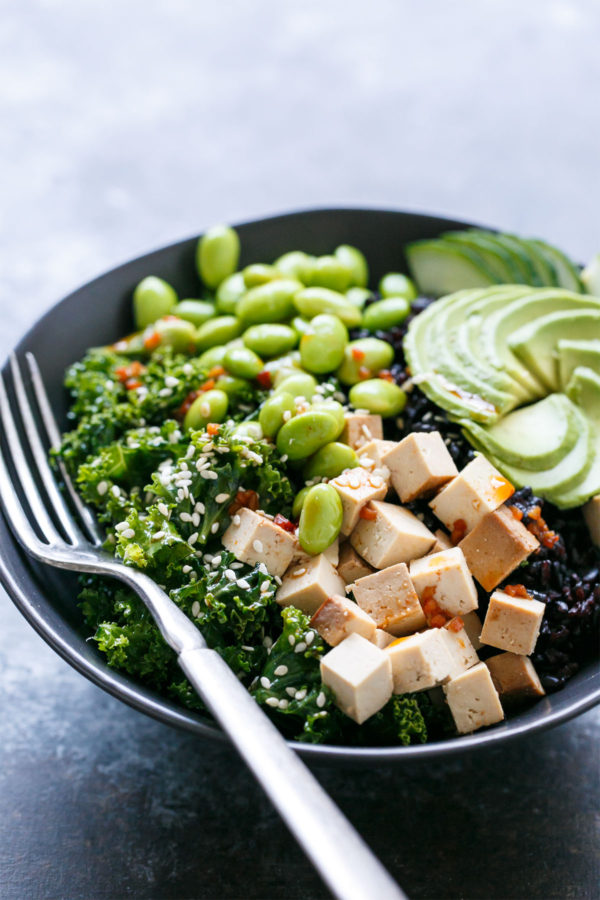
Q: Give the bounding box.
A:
[341,413,383,449]
[372,629,396,649]
[443,662,504,734]
[320,633,392,724]
[330,467,388,536]
[485,652,545,702]
[356,439,396,470]
[430,529,453,553]
[276,554,346,615]
[352,563,426,635]
[382,431,458,503]
[440,618,480,678]
[459,505,540,592]
[386,629,452,693]
[222,508,296,577]
[480,590,546,655]
[461,610,483,651]
[293,536,339,567]
[430,454,515,534]
[583,496,600,547]
[310,595,377,646]
[350,501,436,569]
[337,542,374,585]
[409,547,479,617]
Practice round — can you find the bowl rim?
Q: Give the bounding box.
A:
[1,205,599,763]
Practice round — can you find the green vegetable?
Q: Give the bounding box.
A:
[172,299,215,327]
[363,296,411,332]
[183,389,229,431]
[259,391,296,438]
[195,315,243,351]
[133,276,178,329]
[300,314,348,374]
[276,410,340,460]
[243,263,281,287]
[303,442,358,481]
[153,316,197,352]
[243,323,298,357]
[273,250,315,283]
[274,372,317,400]
[236,279,303,324]
[293,287,362,327]
[335,244,369,288]
[308,255,353,292]
[292,485,311,519]
[215,272,246,314]
[223,346,263,379]
[349,379,406,417]
[379,272,418,300]
[298,483,343,555]
[337,338,394,385]
[197,225,240,289]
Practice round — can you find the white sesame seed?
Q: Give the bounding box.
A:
[282,410,292,422]
[274,665,288,677]
[258,563,268,576]
[262,636,273,649]
[230,562,243,570]
[157,502,169,517]
[265,697,279,708]
[292,567,306,578]
[241,645,254,652]
[224,569,237,581]
[285,687,297,697]
[294,641,307,654]
[97,481,108,496]
[212,554,222,567]
[191,601,200,617]
[260,676,271,689]
[110,485,120,498]
[274,575,282,585]
[232,514,241,526]
[192,512,200,527]
[260,581,270,593]
[182,565,192,574]
[316,692,326,708]
[195,502,205,515]
[211,522,220,534]
[207,470,219,480]
[158,387,172,397]
[204,554,213,563]
[215,493,230,504]
[252,539,264,553]
[278,699,289,710]
[122,528,135,539]
[165,375,179,388]
[182,362,193,376]
[295,689,307,701]
[188,532,199,545]
[288,635,296,646]
[152,531,166,541]
[237,578,250,589]
[115,521,128,532]
[305,632,315,645]
[180,512,192,523]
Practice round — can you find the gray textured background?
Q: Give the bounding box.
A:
[1,1,599,898]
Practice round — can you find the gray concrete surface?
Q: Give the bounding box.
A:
[1,1,599,898]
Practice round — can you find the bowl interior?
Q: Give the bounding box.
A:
[1,207,598,763]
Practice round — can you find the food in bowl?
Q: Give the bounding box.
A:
[55,224,600,746]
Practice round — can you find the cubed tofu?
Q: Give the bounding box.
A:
[222,508,296,577]
[459,505,540,592]
[356,439,396,470]
[350,501,436,569]
[320,633,392,724]
[341,413,383,449]
[386,629,452,693]
[443,662,504,734]
[294,536,339,567]
[382,431,458,503]
[330,467,388,536]
[583,496,600,547]
[276,554,346,615]
[480,590,545,655]
[429,454,515,534]
[485,652,545,702]
[440,618,480,678]
[409,547,478,617]
[352,563,426,636]
[461,610,483,651]
[337,542,374,585]
[310,595,377,646]
[431,529,453,553]
[372,629,396,649]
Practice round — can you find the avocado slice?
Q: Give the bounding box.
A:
[490,234,540,285]
[509,309,600,392]
[557,339,600,389]
[554,367,600,508]
[529,239,583,292]
[406,242,498,297]
[581,253,600,296]
[442,232,522,282]
[506,235,559,287]
[460,393,580,470]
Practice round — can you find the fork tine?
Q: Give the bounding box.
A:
[10,354,82,546]
[25,352,104,546]
[0,376,62,545]
[0,443,48,559]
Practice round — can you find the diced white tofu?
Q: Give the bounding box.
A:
[382,431,458,503]
[461,610,483,651]
[409,547,478,617]
[458,505,540,592]
[320,633,393,724]
[443,662,504,734]
[485,652,545,702]
[583,496,600,547]
[356,439,396,470]
[372,629,396,649]
[429,454,515,534]
[341,413,383,449]
[276,554,346,615]
[330,467,388,536]
[294,536,339,567]
[439,618,479,678]
[337,542,374,585]
[352,563,426,636]
[310,595,377,646]
[386,630,453,693]
[430,529,452,553]
[480,590,546,656]
[222,508,296,577]
[350,501,436,569]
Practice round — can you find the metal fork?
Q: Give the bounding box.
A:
[0,352,406,900]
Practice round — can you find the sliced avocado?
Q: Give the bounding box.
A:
[490,233,540,285]
[557,339,600,389]
[553,367,600,508]
[441,232,521,282]
[581,252,600,296]
[405,241,497,297]
[509,309,600,392]
[529,239,583,292]
[460,394,580,470]
[507,235,559,287]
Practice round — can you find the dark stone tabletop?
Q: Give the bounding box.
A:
[1,2,599,898]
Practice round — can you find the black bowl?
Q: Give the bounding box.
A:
[1,207,598,763]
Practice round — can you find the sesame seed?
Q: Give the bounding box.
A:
[262,636,273,649]
[295,689,306,701]
[192,513,200,528]
[97,481,108,496]
[230,562,243,570]
[180,512,192,523]
[182,363,193,376]
[316,692,326,708]
[207,470,219,480]
[253,539,264,553]
[157,502,169,517]
[288,635,296,646]
[260,676,271,689]
[212,554,222,566]
[110,485,120,498]
[237,578,250,589]
[260,581,270,593]
[258,563,268,576]
[215,493,230,504]
[278,699,289,710]
[152,531,166,541]
[224,569,237,581]
[292,567,306,578]
[305,631,315,645]
[188,532,199,545]
[195,502,205,514]
[282,410,292,422]
[182,565,192,574]
[285,687,297,697]
[274,665,288,676]
[232,514,241,526]
[274,575,282,585]
[241,645,254,652]
[280,454,288,463]
[294,641,307,654]
[122,528,135,539]
[211,522,220,534]
[158,387,172,398]
[191,601,201,617]
[115,521,128,532]
[265,697,279,708]
[165,375,179,388]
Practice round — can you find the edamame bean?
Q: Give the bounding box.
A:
[303,442,358,481]
[236,279,303,324]
[308,255,353,292]
[133,276,178,329]
[274,372,317,400]
[243,323,298,357]
[223,346,263,379]
[196,225,240,289]
[346,287,373,309]
[299,314,348,374]
[263,352,302,384]
[274,251,315,283]
[379,272,418,301]
[362,296,411,331]
[195,316,243,351]
[153,316,197,352]
[243,263,281,287]
[216,272,246,314]
[276,410,339,460]
[197,345,228,369]
[335,245,369,288]
[312,399,346,436]
[233,421,263,441]
[337,337,394,385]
[216,374,251,397]
[259,391,296,438]
[291,316,312,337]
[183,389,229,430]
[298,484,343,555]
[293,287,362,327]
[292,485,311,519]
[173,299,216,327]
[349,379,406,417]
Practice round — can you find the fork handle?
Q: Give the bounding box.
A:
[179,648,407,900]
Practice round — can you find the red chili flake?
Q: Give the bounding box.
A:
[207,423,220,436]
[524,505,560,548]
[200,378,216,392]
[378,369,395,382]
[528,505,542,520]
[351,347,366,361]
[504,584,531,599]
[256,370,272,389]
[358,366,371,380]
[429,614,448,629]
[228,489,260,515]
[450,518,467,545]
[125,378,143,390]
[359,505,377,521]
[143,331,161,351]
[273,513,295,533]
[421,586,450,627]
[207,366,226,378]
[115,361,147,383]
[447,616,464,633]
[509,505,524,521]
